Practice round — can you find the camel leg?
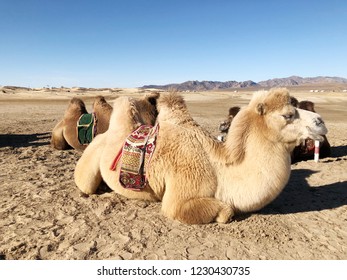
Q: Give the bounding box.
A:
[51,120,71,150]
[168,197,234,224]
[74,133,106,194]
[215,205,234,223]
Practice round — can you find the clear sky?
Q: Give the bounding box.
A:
[1,0,346,88]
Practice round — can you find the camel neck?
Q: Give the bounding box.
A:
[216,131,291,213]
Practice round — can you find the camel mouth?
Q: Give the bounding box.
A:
[311,134,325,142]
[314,124,328,136]
[306,126,327,142]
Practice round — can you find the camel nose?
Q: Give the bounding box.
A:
[314,117,324,126]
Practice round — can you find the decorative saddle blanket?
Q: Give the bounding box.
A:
[77,113,97,145]
[110,124,159,190]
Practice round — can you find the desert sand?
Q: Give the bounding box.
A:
[0,86,346,260]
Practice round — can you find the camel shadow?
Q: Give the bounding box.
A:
[330,145,347,158]
[0,132,51,148]
[260,169,347,215]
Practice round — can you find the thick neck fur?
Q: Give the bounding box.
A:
[216,107,291,212]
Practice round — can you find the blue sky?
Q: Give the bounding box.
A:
[1,0,346,88]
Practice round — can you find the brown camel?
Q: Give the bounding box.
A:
[51,96,113,151]
[51,93,159,151]
[74,88,327,224]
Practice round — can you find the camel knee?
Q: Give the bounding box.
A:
[74,170,102,195]
[74,156,102,195]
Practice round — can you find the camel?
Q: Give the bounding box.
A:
[51,96,113,151]
[74,88,327,224]
[218,97,331,162]
[291,100,331,162]
[219,97,299,136]
[51,93,159,151]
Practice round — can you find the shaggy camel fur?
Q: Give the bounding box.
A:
[51,93,159,151]
[219,97,299,135]
[75,88,327,224]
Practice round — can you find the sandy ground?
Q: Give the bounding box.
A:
[0,87,346,260]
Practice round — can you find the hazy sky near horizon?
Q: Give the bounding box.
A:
[1,0,346,88]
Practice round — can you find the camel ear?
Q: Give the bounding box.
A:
[256,103,266,115]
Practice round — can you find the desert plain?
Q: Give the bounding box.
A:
[0,85,346,260]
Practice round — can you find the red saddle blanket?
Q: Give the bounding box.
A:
[110,124,159,190]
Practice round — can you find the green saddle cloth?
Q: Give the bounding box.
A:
[77,113,96,145]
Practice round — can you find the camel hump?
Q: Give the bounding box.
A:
[144,91,160,105]
[93,95,112,109]
[228,106,241,117]
[290,96,299,107]
[298,100,315,112]
[94,95,107,104]
[157,92,186,111]
[112,96,132,108]
[69,97,86,108]
[110,96,139,125]
[65,97,88,116]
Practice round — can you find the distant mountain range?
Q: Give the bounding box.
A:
[142,76,347,91]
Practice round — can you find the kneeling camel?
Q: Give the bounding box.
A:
[51,96,113,151]
[74,88,327,224]
[51,93,158,151]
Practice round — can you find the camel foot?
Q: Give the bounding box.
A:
[215,205,234,224]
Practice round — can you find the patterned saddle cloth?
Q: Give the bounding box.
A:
[110,124,159,191]
[77,113,97,145]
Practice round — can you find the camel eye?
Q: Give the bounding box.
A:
[282,113,294,121]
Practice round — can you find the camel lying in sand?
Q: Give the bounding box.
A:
[74,88,327,224]
[51,93,159,151]
[291,100,331,162]
[51,96,113,151]
[219,97,331,162]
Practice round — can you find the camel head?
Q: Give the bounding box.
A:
[248,88,328,149]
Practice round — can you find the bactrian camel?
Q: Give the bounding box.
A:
[219,97,331,163]
[291,99,331,162]
[74,88,327,224]
[51,93,159,151]
[51,96,113,151]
